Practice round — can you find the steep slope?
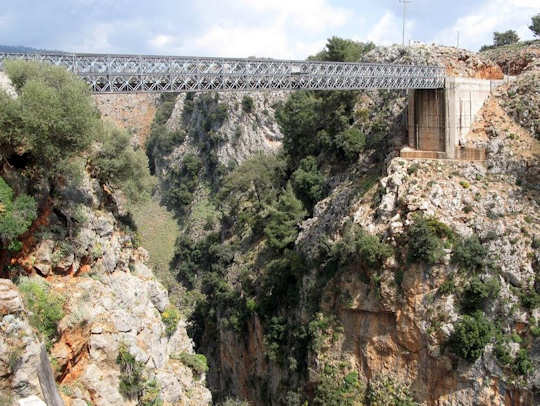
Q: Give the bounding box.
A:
[147,42,539,405]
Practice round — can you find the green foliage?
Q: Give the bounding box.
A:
[460,277,500,313]
[0,177,37,249]
[139,379,163,406]
[313,364,365,406]
[116,343,146,400]
[241,95,254,113]
[310,36,375,62]
[275,90,359,168]
[365,375,418,406]
[333,225,393,269]
[161,305,181,337]
[218,153,286,236]
[291,156,327,212]
[334,127,366,161]
[513,349,533,376]
[493,30,520,46]
[264,183,307,251]
[530,14,540,37]
[175,352,208,375]
[449,311,492,362]
[163,153,202,216]
[0,60,101,174]
[451,236,487,273]
[407,215,454,265]
[18,277,65,349]
[90,125,153,202]
[519,289,540,309]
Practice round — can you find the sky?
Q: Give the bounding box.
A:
[1,0,538,59]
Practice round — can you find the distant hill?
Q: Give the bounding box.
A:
[0,45,62,53]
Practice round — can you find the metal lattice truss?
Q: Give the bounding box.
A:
[0,52,445,93]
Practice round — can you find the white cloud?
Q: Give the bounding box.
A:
[366,11,415,46]
[434,0,538,49]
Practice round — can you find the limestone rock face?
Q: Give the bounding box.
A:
[1,167,211,405]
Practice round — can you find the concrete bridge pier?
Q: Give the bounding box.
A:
[404,77,504,160]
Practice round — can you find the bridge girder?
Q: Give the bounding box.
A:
[0,52,445,93]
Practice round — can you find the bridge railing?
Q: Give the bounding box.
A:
[0,52,445,93]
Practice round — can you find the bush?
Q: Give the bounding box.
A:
[460,277,500,313]
[1,60,101,175]
[18,277,65,349]
[161,305,181,337]
[449,311,492,362]
[493,30,519,47]
[175,352,208,375]
[530,14,540,37]
[513,349,533,376]
[310,36,375,62]
[334,127,366,161]
[452,236,487,272]
[0,177,37,250]
[264,183,307,251]
[116,343,146,400]
[313,364,365,406]
[407,215,454,265]
[90,125,153,202]
[241,95,254,113]
[291,156,327,212]
[365,375,418,406]
[333,225,393,269]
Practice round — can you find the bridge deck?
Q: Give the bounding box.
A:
[0,52,445,93]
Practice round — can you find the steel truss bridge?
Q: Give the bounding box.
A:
[0,52,445,93]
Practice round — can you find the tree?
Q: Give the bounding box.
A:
[449,311,492,362]
[530,14,540,37]
[291,156,327,213]
[0,60,101,176]
[310,36,375,62]
[493,30,519,47]
[264,183,307,251]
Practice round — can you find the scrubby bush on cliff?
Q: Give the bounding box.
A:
[175,352,208,376]
[407,215,454,265]
[334,127,366,162]
[161,304,181,337]
[241,95,254,113]
[449,311,493,362]
[365,375,418,406]
[452,235,487,273]
[460,276,500,313]
[0,60,101,176]
[219,153,286,235]
[18,277,65,349]
[90,125,153,202]
[0,177,37,250]
[264,183,307,251]
[291,156,327,213]
[163,153,202,216]
[333,225,392,269]
[116,342,146,399]
[313,365,365,406]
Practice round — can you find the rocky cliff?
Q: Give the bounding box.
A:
[0,67,211,406]
[147,42,539,405]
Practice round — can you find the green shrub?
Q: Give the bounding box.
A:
[333,225,393,269]
[313,364,365,406]
[365,375,418,406]
[139,379,163,406]
[310,36,375,62]
[161,305,181,337]
[407,215,454,265]
[175,352,208,375]
[0,177,37,250]
[90,125,153,202]
[18,278,65,349]
[116,343,146,400]
[264,183,307,251]
[241,95,254,113]
[452,236,487,272]
[460,277,500,313]
[291,156,327,212]
[513,349,533,376]
[519,289,540,309]
[449,311,492,362]
[334,127,366,161]
[1,60,101,174]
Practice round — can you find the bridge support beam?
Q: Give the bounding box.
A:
[405,77,505,159]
